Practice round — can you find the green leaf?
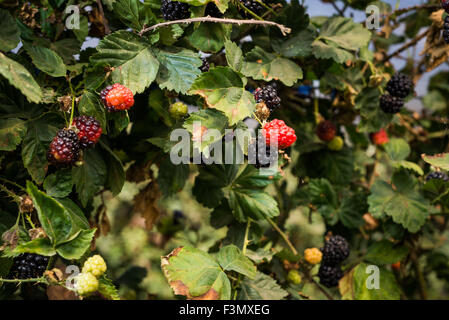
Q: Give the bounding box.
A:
[21,115,59,184]
[78,92,107,133]
[352,263,401,300]
[26,181,73,245]
[98,276,120,300]
[272,28,316,58]
[422,153,449,171]
[162,246,231,299]
[183,108,228,152]
[155,47,202,94]
[99,140,125,196]
[23,43,67,77]
[73,15,89,43]
[224,40,243,72]
[189,66,255,125]
[338,193,366,229]
[356,87,392,132]
[0,118,27,151]
[43,169,73,198]
[0,9,20,51]
[217,245,257,279]
[113,0,151,30]
[238,272,288,300]
[91,30,159,93]
[56,228,96,260]
[313,17,371,64]
[14,238,56,256]
[241,46,303,86]
[308,178,338,207]
[364,240,409,265]
[157,157,190,197]
[385,138,410,161]
[187,23,230,53]
[234,165,278,188]
[228,188,279,222]
[0,52,42,103]
[368,171,429,232]
[393,160,424,176]
[72,148,107,207]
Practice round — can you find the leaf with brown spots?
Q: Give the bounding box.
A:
[422,152,449,170]
[161,246,231,300]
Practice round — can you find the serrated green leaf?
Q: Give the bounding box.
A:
[99,141,125,196]
[155,47,202,94]
[98,276,120,300]
[224,40,243,72]
[21,115,59,184]
[189,66,255,125]
[385,138,410,161]
[14,238,56,256]
[162,246,231,299]
[56,228,96,260]
[352,263,401,300]
[23,43,67,77]
[91,30,159,93]
[422,153,449,171]
[72,148,107,207]
[187,23,230,53]
[217,245,257,279]
[157,157,190,197]
[238,272,288,300]
[272,28,316,58]
[241,46,303,86]
[113,0,151,30]
[43,169,73,198]
[368,171,429,232]
[228,188,279,222]
[313,17,371,64]
[0,9,20,51]
[73,15,89,43]
[393,160,424,176]
[364,240,409,265]
[0,118,27,151]
[0,53,42,103]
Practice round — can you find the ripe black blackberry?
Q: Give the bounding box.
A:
[379,94,404,114]
[160,0,190,21]
[318,265,344,288]
[386,73,413,98]
[321,235,350,266]
[11,253,49,279]
[72,115,102,149]
[426,171,449,182]
[200,58,210,72]
[254,85,281,111]
[248,139,279,169]
[239,0,263,17]
[443,16,449,44]
[47,128,81,166]
[204,2,222,17]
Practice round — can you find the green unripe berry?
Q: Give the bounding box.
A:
[287,269,302,285]
[169,102,188,119]
[327,136,344,151]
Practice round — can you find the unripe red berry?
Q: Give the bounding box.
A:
[370,128,389,145]
[100,83,134,112]
[263,119,297,149]
[316,120,337,142]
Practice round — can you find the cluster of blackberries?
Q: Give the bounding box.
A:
[239,0,263,16]
[11,253,49,279]
[47,115,103,167]
[318,235,350,288]
[160,0,190,21]
[380,73,413,114]
[254,85,281,111]
[426,171,449,182]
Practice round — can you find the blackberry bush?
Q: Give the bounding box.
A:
[1,0,449,302]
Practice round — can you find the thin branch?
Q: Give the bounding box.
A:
[266,217,298,256]
[96,0,111,35]
[388,4,441,18]
[139,17,291,36]
[382,30,429,63]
